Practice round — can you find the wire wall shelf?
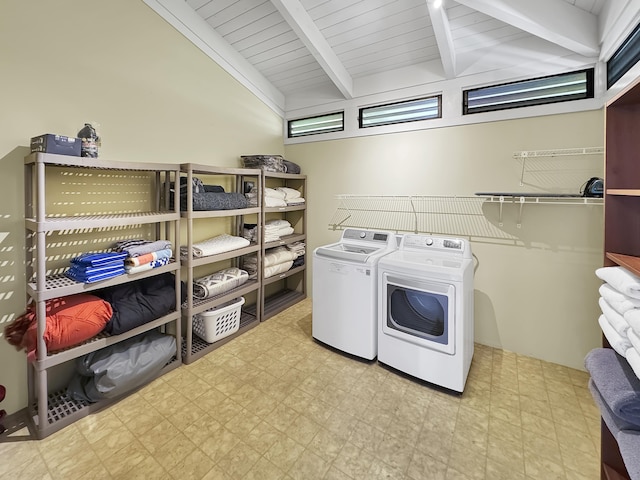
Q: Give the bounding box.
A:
[329,195,518,240]
[513,146,604,190]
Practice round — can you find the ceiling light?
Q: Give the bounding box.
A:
[433,0,443,8]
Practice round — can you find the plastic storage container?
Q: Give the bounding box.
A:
[193,297,245,343]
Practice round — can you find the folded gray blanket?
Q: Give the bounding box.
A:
[180,192,248,211]
[617,430,640,479]
[585,348,640,428]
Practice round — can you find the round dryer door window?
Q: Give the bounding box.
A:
[386,283,453,347]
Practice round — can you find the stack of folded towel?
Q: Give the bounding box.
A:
[264,188,287,207]
[287,241,306,268]
[585,347,640,479]
[596,266,640,380]
[265,219,294,242]
[277,187,305,206]
[242,246,298,279]
[115,239,174,275]
[65,252,128,283]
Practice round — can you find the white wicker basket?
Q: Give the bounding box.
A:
[193,297,245,343]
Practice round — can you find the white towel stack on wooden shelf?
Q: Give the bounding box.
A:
[597,266,640,380]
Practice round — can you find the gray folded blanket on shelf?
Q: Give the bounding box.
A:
[617,430,640,479]
[585,347,640,428]
[181,192,248,211]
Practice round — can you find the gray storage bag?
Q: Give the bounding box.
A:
[67,330,176,403]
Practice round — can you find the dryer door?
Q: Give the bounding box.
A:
[381,272,455,354]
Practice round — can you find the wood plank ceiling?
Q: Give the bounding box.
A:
[170,0,608,112]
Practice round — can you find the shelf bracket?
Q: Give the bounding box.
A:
[498,195,504,227]
[517,196,525,228]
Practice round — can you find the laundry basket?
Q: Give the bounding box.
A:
[193,297,245,343]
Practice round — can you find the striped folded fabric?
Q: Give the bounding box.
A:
[65,265,125,283]
[70,252,128,267]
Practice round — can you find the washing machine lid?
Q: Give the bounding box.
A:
[314,228,397,263]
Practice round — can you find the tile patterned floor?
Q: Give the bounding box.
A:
[0,298,601,479]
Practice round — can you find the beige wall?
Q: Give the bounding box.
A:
[0,0,605,416]
[285,110,605,371]
[0,1,284,415]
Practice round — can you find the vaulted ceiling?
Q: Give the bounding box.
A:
[147,0,636,117]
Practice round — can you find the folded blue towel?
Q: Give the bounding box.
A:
[65,266,125,283]
[585,348,640,429]
[70,252,128,267]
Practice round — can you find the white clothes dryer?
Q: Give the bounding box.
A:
[377,234,474,392]
[312,228,398,360]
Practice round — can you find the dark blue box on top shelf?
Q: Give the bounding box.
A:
[30,134,81,156]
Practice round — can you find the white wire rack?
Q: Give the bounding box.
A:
[329,195,518,239]
[514,146,604,190]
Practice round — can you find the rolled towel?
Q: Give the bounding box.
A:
[626,348,640,382]
[600,283,640,314]
[596,266,640,300]
[600,297,631,337]
[125,256,170,274]
[125,248,172,267]
[625,309,640,338]
[585,348,640,429]
[599,314,632,357]
[588,379,628,434]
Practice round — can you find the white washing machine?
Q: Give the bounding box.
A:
[312,228,398,360]
[378,234,474,392]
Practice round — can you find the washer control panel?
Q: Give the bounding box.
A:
[342,228,391,244]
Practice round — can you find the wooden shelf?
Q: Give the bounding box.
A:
[607,189,640,196]
[606,252,640,277]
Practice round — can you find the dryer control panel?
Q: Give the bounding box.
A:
[401,234,471,258]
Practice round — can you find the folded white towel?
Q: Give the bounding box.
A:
[263,246,297,267]
[599,297,630,337]
[276,187,301,200]
[286,197,305,205]
[599,314,632,357]
[596,267,640,300]
[599,283,640,315]
[625,309,640,338]
[266,219,291,228]
[275,226,294,237]
[264,260,294,278]
[625,347,640,381]
[180,234,250,258]
[265,188,286,199]
[265,196,287,207]
[629,329,640,353]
